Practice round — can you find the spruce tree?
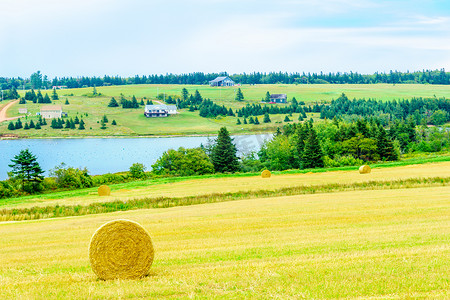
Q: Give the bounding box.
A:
[235,88,244,101]
[35,123,41,129]
[78,119,85,130]
[284,115,291,122]
[15,119,22,129]
[377,126,397,161]
[181,88,189,101]
[254,117,260,124]
[51,89,59,100]
[8,122,15,130]
[236,118,241,125]
[210,127,240,173]
[24,122,30,130]
[243,118,248,124]
[29,120,35,128]
[265,91,271,102]
[74,116,80,124]
[102,115,108,123]
[65,98,70,105]
[263,112,271,123]
[249,116,254,124]
[8,149,44,193]
[108,97,119,107]
[111,120,117,125]
[302,128,324,169]
[43,93,51,103]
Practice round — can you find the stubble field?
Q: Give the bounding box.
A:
[0,162,449,299]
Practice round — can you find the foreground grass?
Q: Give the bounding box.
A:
[0,186,448,298]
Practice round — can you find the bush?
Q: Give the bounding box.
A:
[49,163,93,189]
[129,163,147,179]
[152,147,214,176]
[323,155,364,168]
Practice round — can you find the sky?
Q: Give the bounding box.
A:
[0,0,449,78]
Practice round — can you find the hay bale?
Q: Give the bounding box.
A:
[98,185,111,196]
[359,165,371,174]
[89,219,154,280]
[261,169,271,178]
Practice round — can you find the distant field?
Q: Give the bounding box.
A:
[1,83,449,137]
[0,184,448,298]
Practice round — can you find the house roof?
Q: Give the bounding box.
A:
[40,105,62,111]
[145,105,177,111]
[270,94,287,99]
[209,76,233,83]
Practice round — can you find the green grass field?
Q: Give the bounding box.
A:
[1,83,449,137]
[0,162,449,298]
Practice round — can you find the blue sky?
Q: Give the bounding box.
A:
[0,0,449,78]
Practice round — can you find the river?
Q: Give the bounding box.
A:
[0,134,272,180]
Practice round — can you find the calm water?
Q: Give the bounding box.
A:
[0,134,271,180]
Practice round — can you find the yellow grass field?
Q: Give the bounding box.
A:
[0,185,449,299]
[8,161,450,209]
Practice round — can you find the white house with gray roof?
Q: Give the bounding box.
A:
[144,105,177,117]
[209,76,235,87]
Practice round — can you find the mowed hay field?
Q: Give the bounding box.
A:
[6,160,450,209]
[0,162,449,298]
[0,186,448,299]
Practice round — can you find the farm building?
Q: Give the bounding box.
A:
[144,105,177,118]
[40,105,62,119]
[18,108,28,114]
[270,94,287,103]
[209,76,235,87]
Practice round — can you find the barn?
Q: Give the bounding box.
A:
[209,76,235,87]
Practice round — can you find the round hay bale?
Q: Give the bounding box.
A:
[359,165,371,174]
[261,169,271,178]
[98,185,111,196]
[89,219,154,280]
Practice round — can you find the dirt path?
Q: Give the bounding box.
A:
[0,100,21,123]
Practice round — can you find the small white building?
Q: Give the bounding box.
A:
[40,105,62,119]
[18,108,28,114]
[144,105,177,118]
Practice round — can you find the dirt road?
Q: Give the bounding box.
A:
[0,100,21,123]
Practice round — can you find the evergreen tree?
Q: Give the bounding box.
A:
[181,88,189,101]
[377,126,397,161]
[265,91,271,102]
[43,93,51,103]
[29,120,35,128]
[284,115,291,122]
[24,122,30,130]
[108,97,119,107]
[36,90,44,103]
[263,112,271,123]
[111,120,117,125]
[15,119,22,129]
[51,89,59,100]
[236,118,241,125]
[78,119,85,130]
[74,116,80,124]
[235,88,244,101]
[65,98,70,105]
[35,123,41,129]
[70,119,76,129]
[194,90,203,104]
[243,118,248,124]
[102,115,108,123]
[140,99,145,105]
[8,122,15,130]
[100,119,106,129]
[210,127,240,173]
[302,128,324,169]
[19,98,26,104]
[254,117,260,124]
[8,149,44,193]
[249,116,255,124]
[65,119,71,129]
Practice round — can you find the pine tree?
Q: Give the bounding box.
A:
[254,117,260,124]
[263,112,271,123]
[377,126,397,161]
[35,123,41,129]
[65,98,70,105]
[284,115,291,122]
[235,88,244,101]
[108,97,119,107]
[74,116,80,124]
[8,149,44,193]
[24,122,30,130]
[43,93,51,103]
[100,119,106,129]
[111,120,117,125]
[302,128,324,169]
[51,89,59,100]
[37,90,44,103]
[210,127,240,173]
[243,118,248,124]
[236,118,241,125]
[140,99,145,105]
[249,116,255,124]
[8,122,15,130]
[265,91,271,102]
[102,115,108,123]
[70,119,76,129]
[181,88,189,101]
[29,120,35,128]
[15,119,23,129]
[78,119,85,130]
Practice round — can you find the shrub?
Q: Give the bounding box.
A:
[49,163,93,189]
[129,163,147,179]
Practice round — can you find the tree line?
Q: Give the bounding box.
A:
[1,69,449,91]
